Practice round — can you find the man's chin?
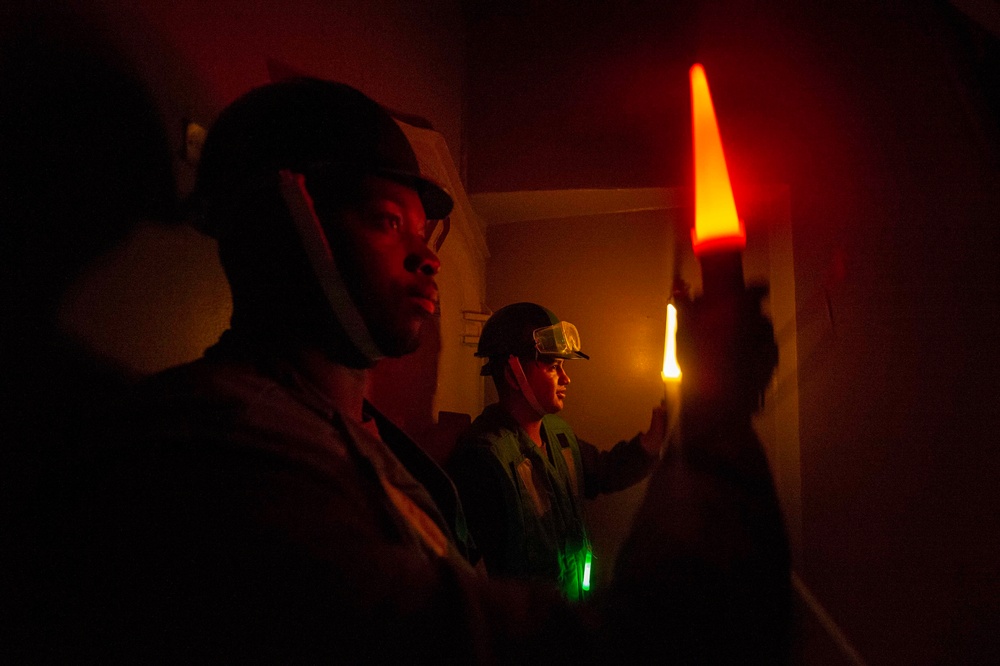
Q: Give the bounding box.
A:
[379,340,419,358]
[373,320,426,358]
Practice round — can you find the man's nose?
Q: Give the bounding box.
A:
[404,242,440,276]
[558,367,570,384]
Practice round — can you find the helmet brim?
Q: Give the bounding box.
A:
[379,168,453,220]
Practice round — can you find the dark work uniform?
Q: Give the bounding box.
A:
[71,332,595,663]
[448,403,656,600]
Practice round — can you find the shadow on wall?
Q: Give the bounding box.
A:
[1,16,179,659]
[1,12,180,445]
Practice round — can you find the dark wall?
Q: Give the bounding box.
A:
[465,1,999,663]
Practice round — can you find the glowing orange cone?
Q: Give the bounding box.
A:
[690,63,745,256]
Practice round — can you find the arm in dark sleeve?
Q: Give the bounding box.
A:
[609,426,792,664]
[577,434,658,499]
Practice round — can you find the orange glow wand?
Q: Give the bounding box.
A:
[690,63,746,296]
[662,303,682,384]
[661,303,682,440]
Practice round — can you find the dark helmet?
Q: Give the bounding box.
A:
[190,77,453,238]
[476,302,589,376]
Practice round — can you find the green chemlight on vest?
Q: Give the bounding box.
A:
[582,550,593,591]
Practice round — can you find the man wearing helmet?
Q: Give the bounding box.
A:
[80,78,491,660]
[447,303,668,600]
[80,78,788,663]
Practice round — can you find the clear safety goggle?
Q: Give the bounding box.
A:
[532,321,587,358]
[424,216,450,253]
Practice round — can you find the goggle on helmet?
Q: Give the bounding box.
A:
[476,302,590,375]
[532,321,589,360]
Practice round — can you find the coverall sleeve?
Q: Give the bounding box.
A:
[577,434,658,499]
[609,425,792,664]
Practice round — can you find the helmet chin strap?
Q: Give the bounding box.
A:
[508,355,548,417]
[279,170,383,364]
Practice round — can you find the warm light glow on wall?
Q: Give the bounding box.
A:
[662,303,682,381]
[690,63,745,256]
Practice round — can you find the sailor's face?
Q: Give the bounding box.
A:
[333,176,441,356]
[525,355,570,414]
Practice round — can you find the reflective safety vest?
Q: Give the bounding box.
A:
[471,407,594,600]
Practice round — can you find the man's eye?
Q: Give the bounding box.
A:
[372,213,401,232]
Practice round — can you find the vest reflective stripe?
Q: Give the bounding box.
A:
[514,458,550,517]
